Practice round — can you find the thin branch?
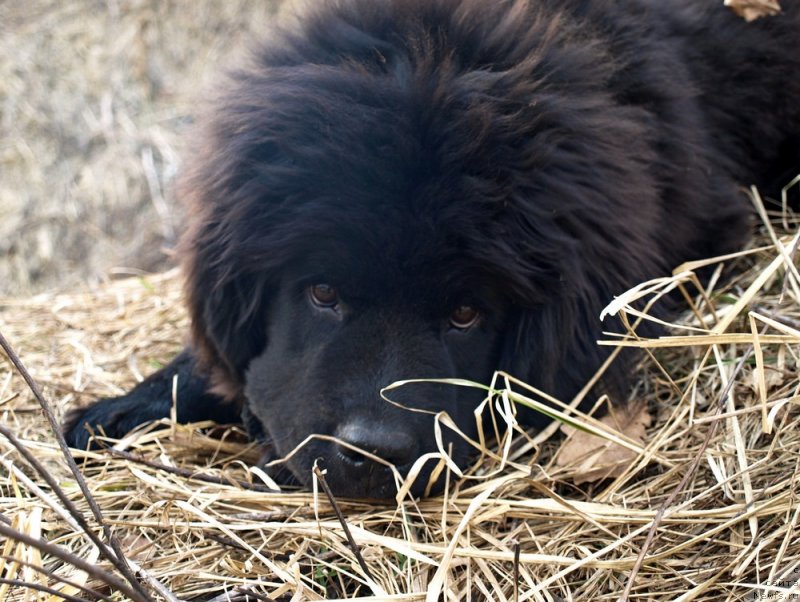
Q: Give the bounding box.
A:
[0,329,155,601]
[0,522,149,602]
[312,465,375,585]
[205,587,276,602]
[0,425,112,552]
[106,448,278,492]
[0,578,97,602]
[0,554,112,601]
[619,342,755,602]
[512,539,520,602]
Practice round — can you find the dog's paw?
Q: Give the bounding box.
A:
[62,394,168,450]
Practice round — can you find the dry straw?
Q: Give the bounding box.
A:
[1,184,799,600]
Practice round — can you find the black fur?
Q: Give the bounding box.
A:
[64,0,800,498]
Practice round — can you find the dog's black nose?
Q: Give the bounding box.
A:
[333,421,417,468]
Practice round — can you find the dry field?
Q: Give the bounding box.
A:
[0,0,277,296]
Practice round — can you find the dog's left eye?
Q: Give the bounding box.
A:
[450,305,480,330]
[309,284,339,308]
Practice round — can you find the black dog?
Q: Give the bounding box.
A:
[65,0,800,499]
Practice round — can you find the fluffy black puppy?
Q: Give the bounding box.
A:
[65,0,800,499]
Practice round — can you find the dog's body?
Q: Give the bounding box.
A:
[65,0,800,498]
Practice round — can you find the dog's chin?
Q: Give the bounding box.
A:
[260,444,470,501]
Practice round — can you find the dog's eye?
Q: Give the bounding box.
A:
[450,305,480,330]
[309,284,339,308]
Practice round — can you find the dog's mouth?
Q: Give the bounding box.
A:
[259,434,470,500]
[245,381,486,499]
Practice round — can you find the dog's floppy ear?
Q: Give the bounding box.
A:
[183,241,273,400]
[205,275,269,381]
[176,114,284,399]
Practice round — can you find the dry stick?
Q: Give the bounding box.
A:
[106,448,278,492]
[205,588,275,602]
[512,540,520,602]
[312,465,375,585]
[0,425,111,546]
[0,578,99,602]
[204,533,250,553]
[0,522,148,602]
[756,306,800,331]
[618,341,756,602]
[0,329,154,602]
[0,448,180,602]
[0,554,113,601]
[0,425,155,602]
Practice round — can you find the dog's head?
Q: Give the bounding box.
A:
[178,0,675,498]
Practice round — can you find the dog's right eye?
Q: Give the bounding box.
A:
[309,284,339,308]
[449,305,480,330]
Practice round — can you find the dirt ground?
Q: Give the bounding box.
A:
[0,0,280,296]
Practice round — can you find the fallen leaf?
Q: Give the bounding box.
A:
[555,402,652,484]
[742,365,785,394]
[725,0,781,22]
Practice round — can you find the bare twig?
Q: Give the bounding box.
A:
[312,464,375,584]
[107,448,278,492]
[619,342,756,602]
[513,539,520,602]
[0,328,155,601]
[0,522,149,602]
[205,587,276,602]
[0,554,112,601]
[0,578,98,602]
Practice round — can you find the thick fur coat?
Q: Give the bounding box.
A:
[66,0,800,498]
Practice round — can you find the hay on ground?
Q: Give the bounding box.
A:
[1,190,799,600]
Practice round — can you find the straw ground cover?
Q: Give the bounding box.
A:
[1,188,800,600]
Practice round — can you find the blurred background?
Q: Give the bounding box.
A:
[0,0,280,296]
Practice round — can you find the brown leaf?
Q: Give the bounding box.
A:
[555,402,652,485]
[725,0,781,22]
[742,366,785,393]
